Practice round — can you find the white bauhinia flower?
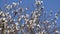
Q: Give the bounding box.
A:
[35,0,41,5]
[8,30,10,34]
[33,23,36,26]
[33,19,36,23]
[3,18,6,20]
[35,15,37,18]
[6,5,9,8]
[2,13,5,17]
[16,26,19,30]
[55,20,57,23]
[22,15,24,18]
[27,25,29,27]
[5,20,8,23]
[8,15,12,19]
[48,25,51,28]
[37,24,40,27]
[26,19,29,22]
[41,31,44,34]
[13,19,16,21]
[5,12,9,16]
[12,2,17,6]
[0,11,3,15]
[6,12,9,14]
[29,20,33,24]
[15,22,19,26]
[55,30,59,33]
[7,26,9,28]
[38,14,40,16]
[26,14,29,18]
[12,11,14,14]
[41,6,44,9]
[32,26,34,28]
[55,13,58,19]
[25,8,28,10]
[41,1,43,3]
[18,18,21,21]
[6,5,12,10]
[12,2,19,8]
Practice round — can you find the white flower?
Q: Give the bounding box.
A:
[43,20,49,24]
[8,15,12,19]
[48,25,51,28]
[7,30,10,33]
[33,19,36,23]
[12,11,14,13]
[7,26,9,28]
[6,5,12,10]
[32,26,34,28]
[2,13,5,17]
[16,26,19,30]
[0,11,3,15]
[35,15,37,18]
[29,20,33,24]
[22,15,24,18]
[41,31,44,34]
[13,19,16,21]
[6,5,9,8]
[2,18,6,20]
[12,2,17,6]
[18,18,21,21]
[55,30,59,33]
[27,25,29,27]
[33,23,36,26]
[41,1,43,3]
[37,24,40,27]
[12,2,19,7]
[38,14,40,16]
[25,8,29,10]
[15,22,19,26]
[46,20,49,23]
[5,20,8,22]
[55,13,58,19]
[6,12,9,14]
[35,0,41,5]
[6,12,9,15]
[41,6,44,9]
[26,14,29,18]
[26,19,29,22]
[55,20,57,23]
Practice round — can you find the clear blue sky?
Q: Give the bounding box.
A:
[0,0,60,26]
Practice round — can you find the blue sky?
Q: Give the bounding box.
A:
[0,0,60,26]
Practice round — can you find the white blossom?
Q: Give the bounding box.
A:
[25,8,28,10]
[15,22,19,26]
[6,5,12,10]
[55,30,59,33]
[12,2,17,6]
[35,0,41,5]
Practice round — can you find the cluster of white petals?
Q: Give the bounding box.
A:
[0,0,59,34]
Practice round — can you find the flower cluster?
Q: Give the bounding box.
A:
[0,0,60,34]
